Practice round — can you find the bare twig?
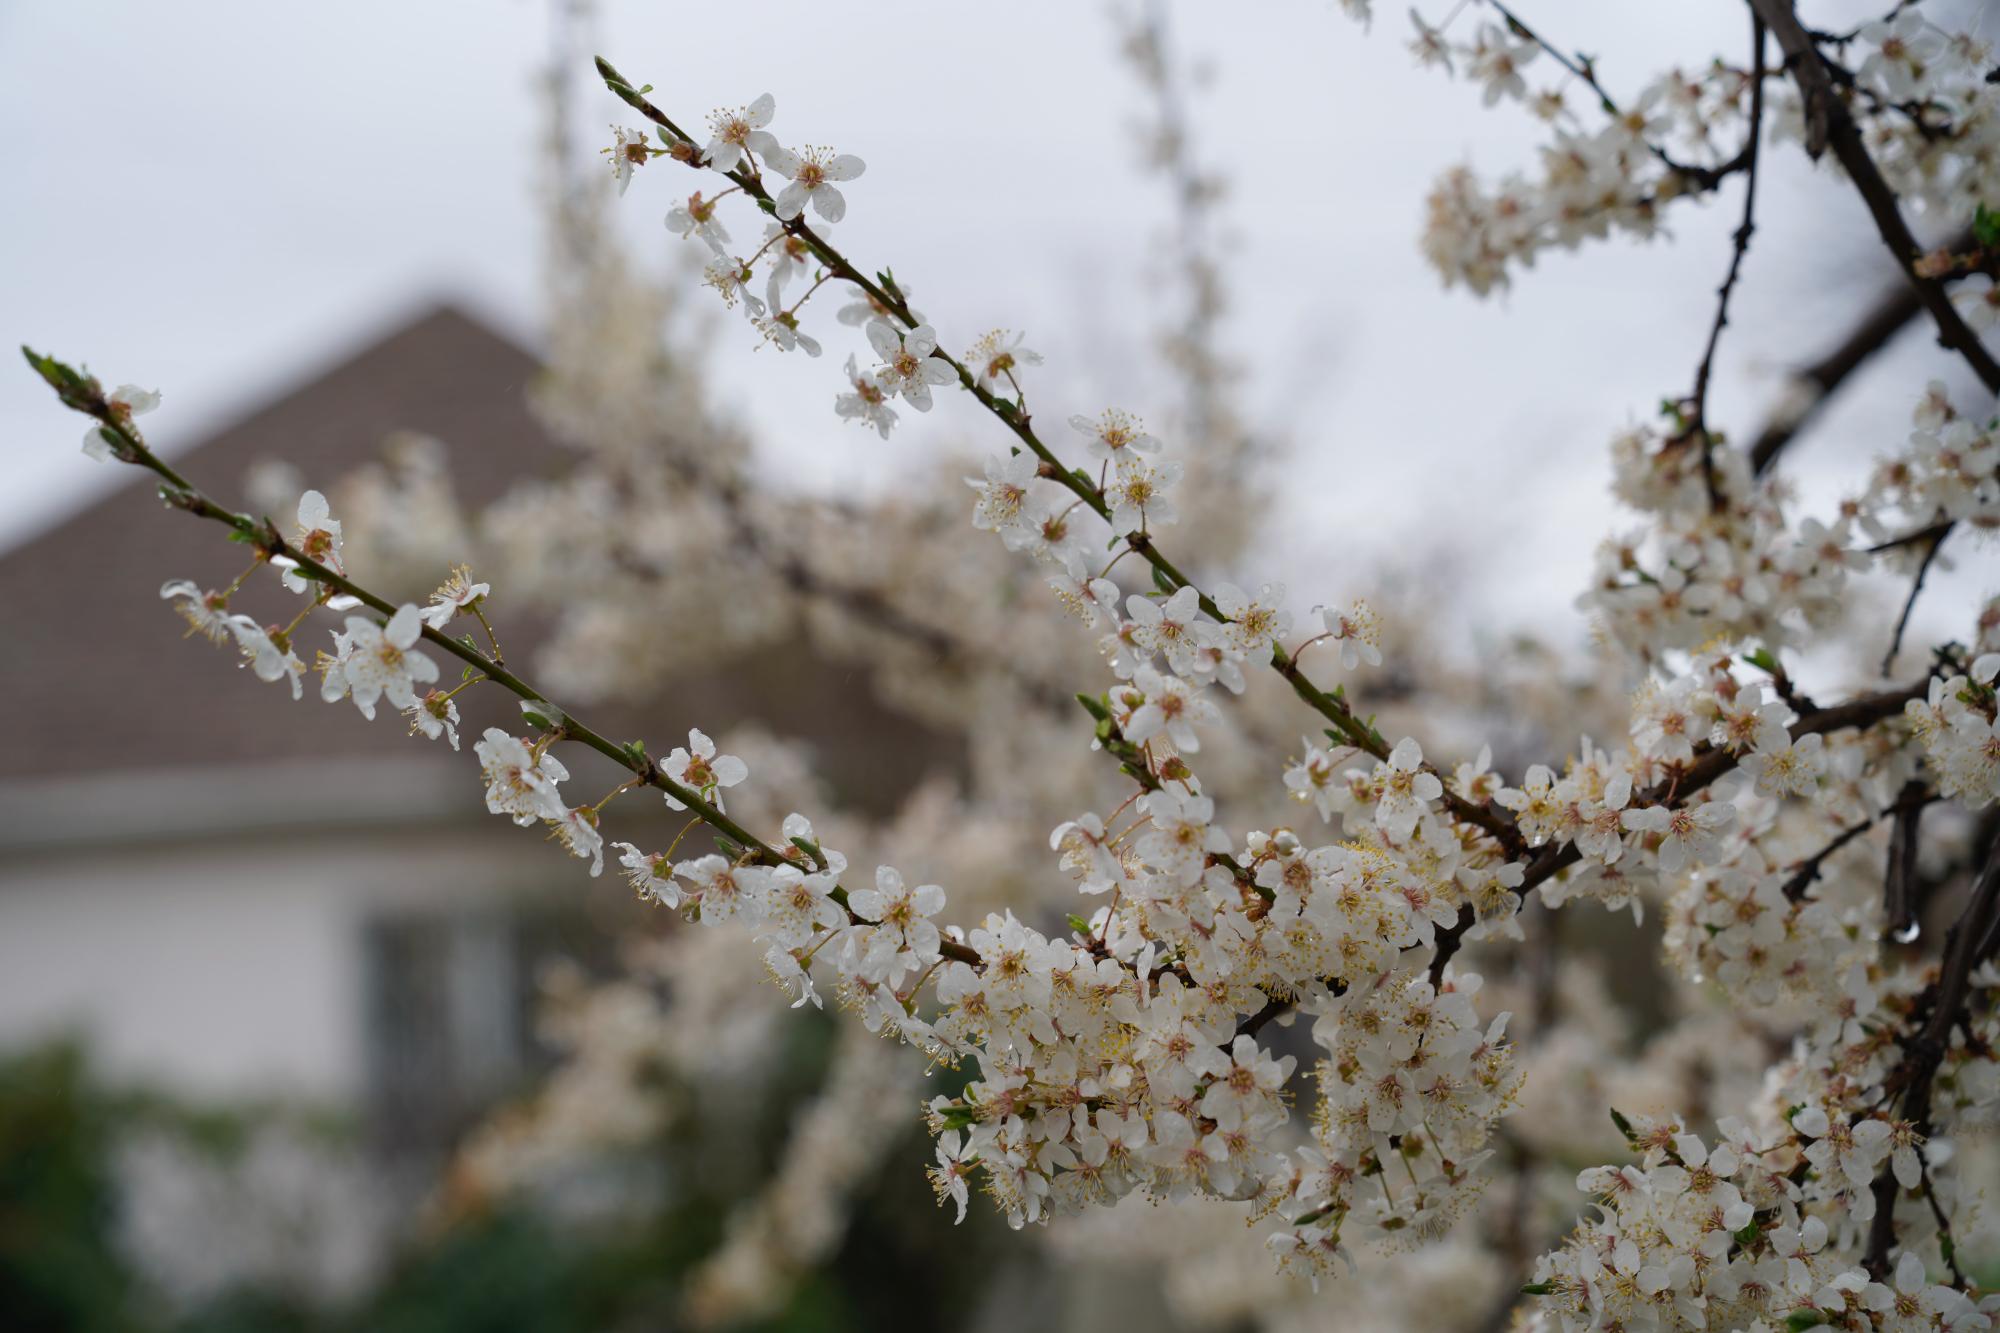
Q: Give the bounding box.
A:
[1748,274,1925,474]
[1882,525,1949,676]
[1884,780,1935,938]
[1686,12,1768,511]
[1781,813,1882,902]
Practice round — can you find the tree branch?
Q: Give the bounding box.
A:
[1746,0,2000,393]
[1882,524,1948,676]
[23,348,988,967]
[1685,11,1767,511]
[594,58,1522,858]
[1861,834,2000,1276]
[1748,273,1925,474]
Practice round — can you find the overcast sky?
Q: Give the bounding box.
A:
[3,0,1985,653]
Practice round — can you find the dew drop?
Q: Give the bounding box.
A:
[1892,920,1921,944]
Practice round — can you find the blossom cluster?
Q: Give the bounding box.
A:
[1581,379,2000,665]
[39,2,2000,1315]
[1526,1116,1994,1330]
[1392,11,1756,294]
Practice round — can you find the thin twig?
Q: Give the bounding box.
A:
[1748,273,1926,474]
[1487,0,1756,190]
[1780,812,1881,902]
[1686,12,1767,512]
[1884,780,1935,938]
[1882,525,1948,676]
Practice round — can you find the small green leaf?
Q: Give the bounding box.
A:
[519,698,563,731]
[1975,203,2000,248]
[1742,647,1780,673]
[1519,1282,1554,1296]
[789,835,828,870]
[1066,914,1091,935]
[1785,1310,1828,1331]
[1609,1107,1636,1140]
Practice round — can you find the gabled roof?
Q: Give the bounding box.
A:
[0,303,953,814]
[0,305,559,781]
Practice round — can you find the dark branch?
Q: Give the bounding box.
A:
[1882,525,1949,676]
[1747,0,2000,393]
[1781,814,1881,902]
[1686,12,1767,512]
[1862,835,2000,1276]
[1883,780,1934,939]
[1747,268,1926,475]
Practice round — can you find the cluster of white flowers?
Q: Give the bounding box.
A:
[159,577,308,699]
[1580,379,2000,663]
[44,2,2000,1315]
[1390,10,1756,294]
[1834,13,2000,227]
[1526,1121,1991,1330]
[1267,966,1519,1280]
[1526,933,2000,1330]
[1905,654,2000,809]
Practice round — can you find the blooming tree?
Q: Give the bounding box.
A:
[24,1,2000,1327]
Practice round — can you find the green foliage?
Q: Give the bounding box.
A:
[0,1043,140,1333]
[0,1031,1008,1333]
[1974,203,2000,248]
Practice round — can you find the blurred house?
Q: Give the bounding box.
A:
[0,305,586,1157]
[0,303,942,1157]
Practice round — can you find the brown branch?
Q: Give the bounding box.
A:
[1882,524,1949,676]
[1686,12,1767,512]
[1748,274,1925,474]
[1747,0,2000,394]
[1883,780,1934,938]
[1780,813,1882,902]
[1424,678,1931,981]
[26,350,989,969]
[1869,519,1953,555]
[1915,1149,1969,1288]
[1861,835,2000,1276]
[1488,0,1756,191]
[595,58,1522,864]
